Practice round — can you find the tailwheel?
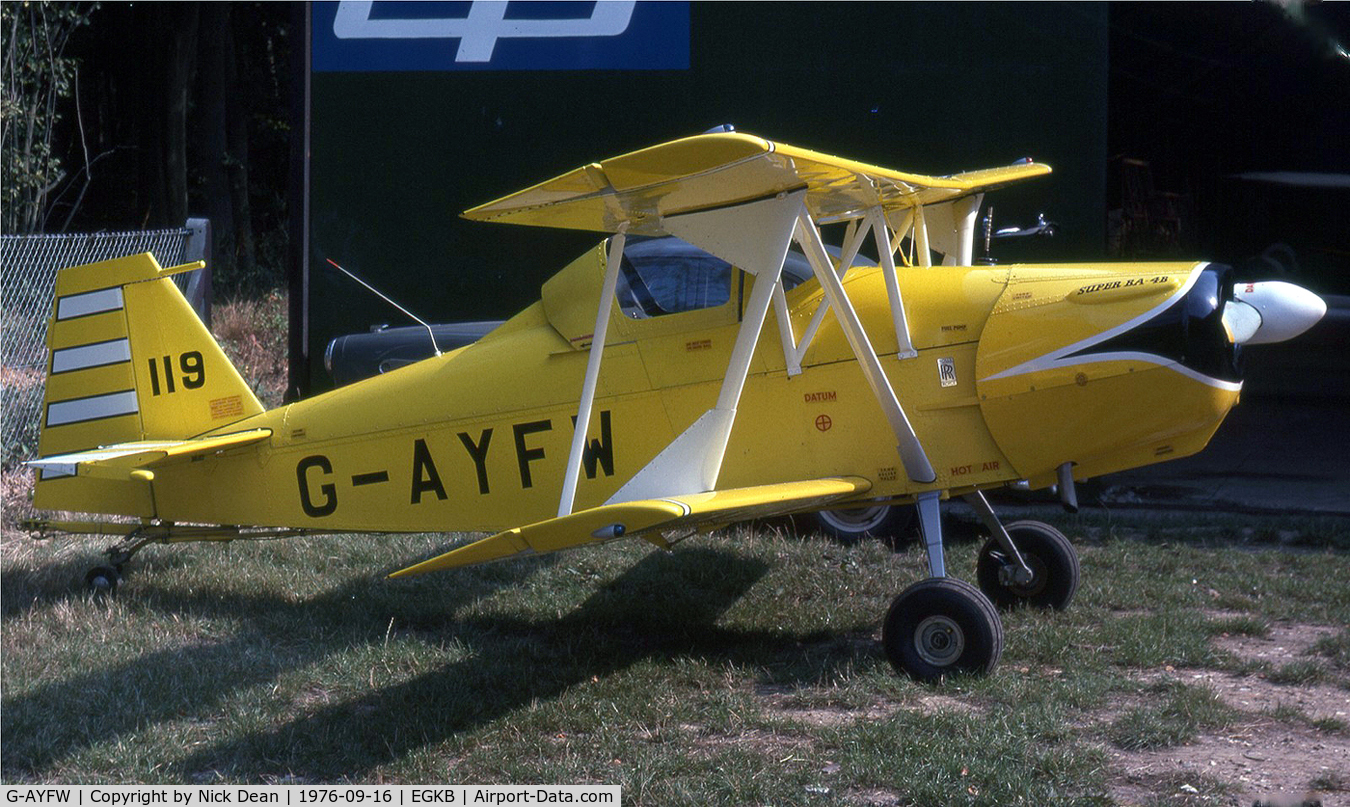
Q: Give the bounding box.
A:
[85,565,121,594]
[976,520,1079,610]
[882,577,1003,682]
[82,526,153,595]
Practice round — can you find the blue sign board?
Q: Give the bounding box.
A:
[312,1,689,71]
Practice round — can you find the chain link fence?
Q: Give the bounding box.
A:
[1,222,211,467]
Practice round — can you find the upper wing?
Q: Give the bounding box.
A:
[26,429,272,479]
[462,132,1050,234]
[388,475,872,578]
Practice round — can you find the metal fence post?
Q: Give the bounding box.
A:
[183,217,214,327]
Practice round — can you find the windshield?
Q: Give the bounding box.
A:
[613,235,871,319]
[616,237,731,318]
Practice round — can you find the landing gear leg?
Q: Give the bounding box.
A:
[882,491,1004,681]
[967,491,1079,610]
[916,491,946,578]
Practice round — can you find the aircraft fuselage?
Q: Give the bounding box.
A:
[91,246,1239,534]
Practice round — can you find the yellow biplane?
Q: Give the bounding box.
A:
[25,131,1326,680]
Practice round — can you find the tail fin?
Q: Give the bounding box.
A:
[34,253,263,514]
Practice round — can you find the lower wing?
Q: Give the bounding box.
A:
[388,476,872,578]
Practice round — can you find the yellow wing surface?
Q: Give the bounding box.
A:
[463,131,1050,234]
[389,475,872,578]
[27,429,272,481]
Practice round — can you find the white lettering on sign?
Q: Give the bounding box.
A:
[332,1,637,63]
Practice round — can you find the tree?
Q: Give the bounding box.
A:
[2,2,292,294]
[1,1,98,233]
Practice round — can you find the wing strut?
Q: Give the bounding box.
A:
[793,211,937,484]
[605,190,806,503]
[865,207,918,359]
[775,215,872,376]
[558,223,628,517]
[774,204,922,374]
[910,204,932,267]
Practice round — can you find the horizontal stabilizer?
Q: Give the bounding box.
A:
[388,475,873,578]
[27,429,271,479]
[463,132,1049,235]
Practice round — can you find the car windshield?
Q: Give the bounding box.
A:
[614,235,870,320]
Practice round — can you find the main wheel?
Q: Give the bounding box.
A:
[85,565,120,594]
[882,577,1003,682]
[975,520,1079,610]
[815,504,913,546]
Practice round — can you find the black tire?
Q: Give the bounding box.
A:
[85,565,120,594]
[815,504,914,547]
[975,520,1079,610]
[882,577,1003,682]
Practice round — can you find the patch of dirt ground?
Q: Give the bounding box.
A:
[758,685,981,729]
[1109,620,1350,807]
[1108,718,1347,806]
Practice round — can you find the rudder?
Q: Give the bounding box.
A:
[34,253,263,514]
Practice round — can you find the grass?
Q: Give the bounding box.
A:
[1309,769,1350,793]
[212,290,289,408]
[1266,659,1331,686]
[1310,629,1350,672]
[3,513,1349,802]
[1106,681,1235,751]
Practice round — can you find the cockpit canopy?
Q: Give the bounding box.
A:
[613,235,869,319]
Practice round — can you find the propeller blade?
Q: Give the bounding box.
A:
[1221,299,1262,344]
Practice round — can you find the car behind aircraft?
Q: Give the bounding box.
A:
[24,131,1325,680]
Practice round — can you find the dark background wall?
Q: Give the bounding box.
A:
[301,2,1111,394]
[1107,3,1349,285]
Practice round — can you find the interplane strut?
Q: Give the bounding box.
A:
[792,212,937,484]
[558,224,627,517]
[566,193,943,507]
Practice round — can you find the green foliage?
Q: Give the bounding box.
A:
[1266,659,1330,686]
[1204,613,1268,638]
[1,378,44,468]
[1,1,98,233]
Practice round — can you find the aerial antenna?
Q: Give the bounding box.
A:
[324,258,442,356]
